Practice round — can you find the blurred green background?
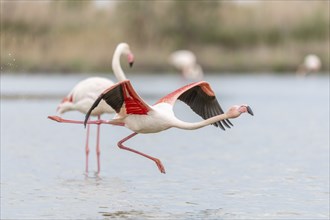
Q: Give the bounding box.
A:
[1,0,329,73]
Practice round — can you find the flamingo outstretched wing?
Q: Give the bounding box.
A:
[84,80,151,126]
[156,81,232,130]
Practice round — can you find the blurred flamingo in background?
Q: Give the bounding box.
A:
[297,54,322,76]
[80,79,253,174]
[169,50,204,81]
[50,43,134,173]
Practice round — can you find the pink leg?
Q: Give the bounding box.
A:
[118,132,166,174]
[85,123,90,173]
[96,115,101,174]
[48,115,124,126]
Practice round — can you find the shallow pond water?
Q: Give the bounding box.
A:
[1,73,329,219]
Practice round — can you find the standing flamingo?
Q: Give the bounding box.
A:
[79,80,253,174]
[51,43,134,173]
[297,54,322,76]
[169,50,204,81]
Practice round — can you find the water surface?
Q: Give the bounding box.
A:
[1,73,329,219]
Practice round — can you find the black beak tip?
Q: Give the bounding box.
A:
[129,62,134,68]
[247,106,254,116]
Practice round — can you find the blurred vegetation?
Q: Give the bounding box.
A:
[0,0,329,73]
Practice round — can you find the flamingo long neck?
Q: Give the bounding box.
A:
[173,113,229,130]
[112,47,127,82]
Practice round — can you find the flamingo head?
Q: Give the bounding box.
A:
[128,53,134,68]
[226,104,254,119]
[117,42,134,68]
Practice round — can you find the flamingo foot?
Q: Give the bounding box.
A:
[96,158,100,174]
[48,115,62,122]
[154,158,166,174]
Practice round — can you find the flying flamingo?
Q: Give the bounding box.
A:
[77,80,253,174]
[169,50,204,81]
[50,43,134,173]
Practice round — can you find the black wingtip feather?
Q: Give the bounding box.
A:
[217,121,225,130]
[84,95,103,128]
[178,84,232,132]
[222,120,231,129]
[226,119,233,126]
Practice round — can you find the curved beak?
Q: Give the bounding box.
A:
[247,106,254,116]
[128,53,134,68]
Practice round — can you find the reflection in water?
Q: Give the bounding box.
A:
[99,210,146,218]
